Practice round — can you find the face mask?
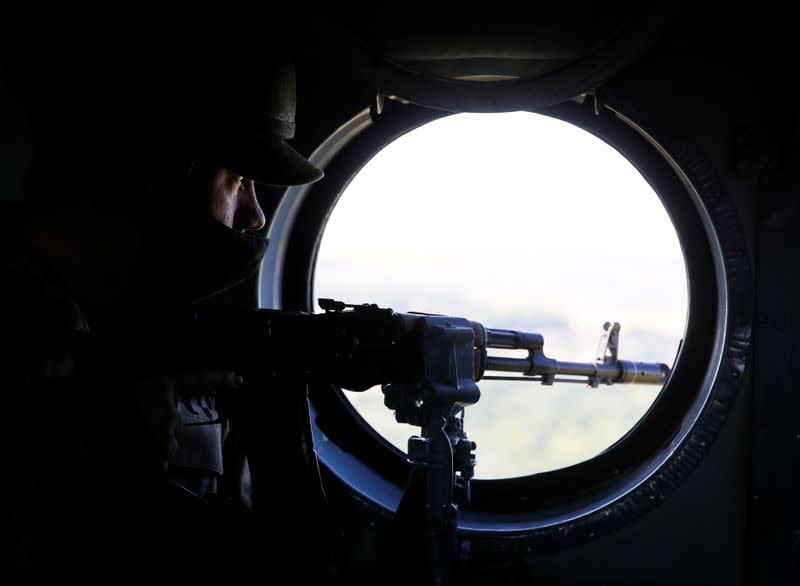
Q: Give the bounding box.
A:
[137,207,269,306]
[177,212,269,303]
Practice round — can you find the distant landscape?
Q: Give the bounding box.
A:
[314,112,687,479]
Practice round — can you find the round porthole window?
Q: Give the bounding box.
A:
[314,111,687,479]
[274,95,748,541]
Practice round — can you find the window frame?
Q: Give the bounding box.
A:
[263,94,751,543]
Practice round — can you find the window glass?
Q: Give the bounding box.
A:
[315,112,687,479]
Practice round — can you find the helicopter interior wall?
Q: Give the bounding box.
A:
[749,38,800,585]
[0,73,32,203]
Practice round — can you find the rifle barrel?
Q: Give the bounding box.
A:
[481,327,669,385]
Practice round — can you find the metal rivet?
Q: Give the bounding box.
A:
[700,441,707,448]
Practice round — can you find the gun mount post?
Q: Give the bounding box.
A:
[383,315,480,584]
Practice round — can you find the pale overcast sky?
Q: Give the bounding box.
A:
[314,112,688,479]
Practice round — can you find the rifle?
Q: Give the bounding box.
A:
[182,298,668,392]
